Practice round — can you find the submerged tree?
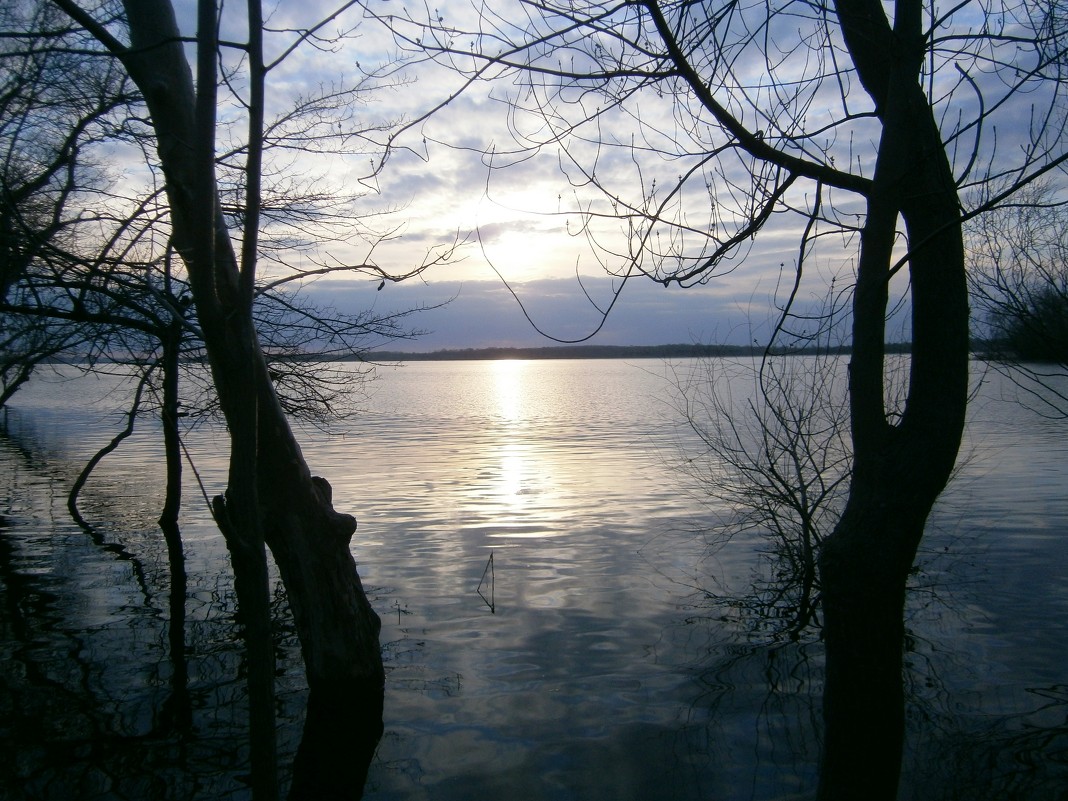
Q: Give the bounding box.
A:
[969,182,1068,418]
[374,0,1068,797]
[29,0,452,796]
[673,291,853,641]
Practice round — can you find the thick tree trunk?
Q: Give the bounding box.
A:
[41,11,387,789]
[107,0,383,693]
[818,505,924,799]
[289,684,385,800]
[818,1,969,798]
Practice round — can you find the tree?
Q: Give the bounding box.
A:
[1,1,431,646]
[32,1,450,796]
[0,0,136,383]
[672,286,853,641]
[372,1,1068,797]
[969,182,1068,418]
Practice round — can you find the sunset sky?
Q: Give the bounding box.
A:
[145,0,853,352]
[156,0,1049,351]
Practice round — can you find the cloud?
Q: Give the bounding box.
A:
[300,273,809,352]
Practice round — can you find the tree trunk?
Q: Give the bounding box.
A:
[106,0,384,691]
[818,0,969,797]
[188,2,279,794]
[158,320,191,732]
[159,319,183,531]
[95,0,387,787]
[289,684,385,800]
[40,11,387,787]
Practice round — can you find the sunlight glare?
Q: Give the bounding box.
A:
[492,359,526,422]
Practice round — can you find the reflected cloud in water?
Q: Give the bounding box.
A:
[1,361,1066,799]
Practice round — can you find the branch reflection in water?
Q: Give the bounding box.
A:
[0,406,382,800]
[0,360,1065,799]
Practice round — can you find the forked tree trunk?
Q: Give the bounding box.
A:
[54,0,384,705]
[131,0,380,684]
[818,0,970,798]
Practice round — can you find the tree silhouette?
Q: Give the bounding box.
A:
[371,1,1068,796]
[32,0,454,795]
[969,182,1068,418]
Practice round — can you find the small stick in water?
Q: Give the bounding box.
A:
[477,551,495,613]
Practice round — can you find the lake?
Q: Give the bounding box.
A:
[0,357,1065,800]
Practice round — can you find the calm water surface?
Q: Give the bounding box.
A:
[0,358,1065,800]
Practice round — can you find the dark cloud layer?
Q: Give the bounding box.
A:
[301,274,795,352]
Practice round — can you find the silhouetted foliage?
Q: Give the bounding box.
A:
[998,283,1068,363]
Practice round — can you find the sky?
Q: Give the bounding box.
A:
[174,0,858,352]
[157,0,1060,352]
[302,272,815,352]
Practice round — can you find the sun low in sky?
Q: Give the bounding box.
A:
[156,0,844,351]
[160,0,1049,353]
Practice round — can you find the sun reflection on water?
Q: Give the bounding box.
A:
[491,359,526,423]
[499,446,525,501]
[5,361,1067,801]
[489,361,538,519]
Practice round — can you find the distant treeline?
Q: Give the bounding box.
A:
[361,342,917,362]
[28,341,972,365]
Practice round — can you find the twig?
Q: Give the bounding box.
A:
[477,551,495,613]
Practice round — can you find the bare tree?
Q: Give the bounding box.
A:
[674,285,853,641]
[1,6,431,528]
[1,0,135,339]
[30,1,453,796]
[371,1,1068,797]
[969,181,1068,418]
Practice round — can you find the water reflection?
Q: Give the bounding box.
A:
[0,361,1066,799]
[491,359,526,423]
[494,444,532,513]
[0,411,312,800]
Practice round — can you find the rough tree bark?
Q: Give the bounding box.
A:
[816,0,969,797]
